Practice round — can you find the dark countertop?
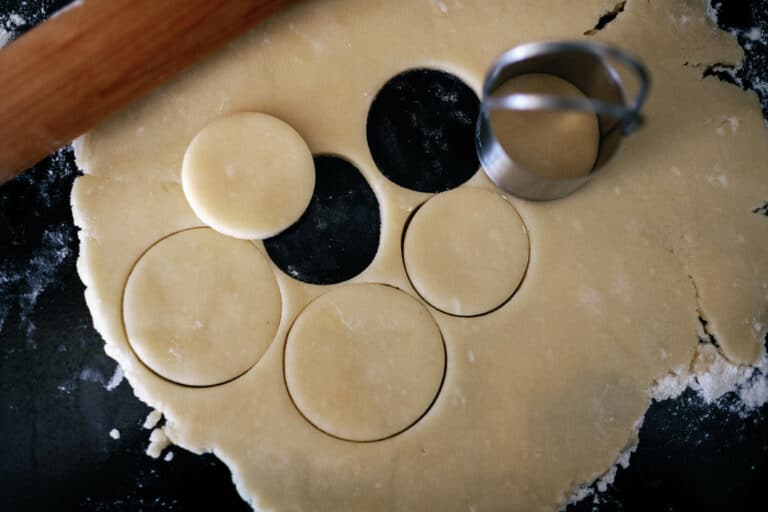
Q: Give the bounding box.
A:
[1,1,766,510]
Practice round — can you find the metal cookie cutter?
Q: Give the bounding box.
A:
[476,41,650,201]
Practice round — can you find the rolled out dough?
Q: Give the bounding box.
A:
[71,0,768,510]
[403,186,529,316]
[181,112,315,240]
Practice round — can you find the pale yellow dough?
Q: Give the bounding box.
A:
[285,284,445,442]
[181,112,314,239]
[123,228,281,386]
[490,73,600,179]
[71,0,768,510]
[404,187,529,316]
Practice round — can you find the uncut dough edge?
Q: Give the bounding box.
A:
[70,1,768,511]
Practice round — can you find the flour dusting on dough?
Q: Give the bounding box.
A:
[564,419,642,508]
[566,342,768,509]
[651,343,768,415]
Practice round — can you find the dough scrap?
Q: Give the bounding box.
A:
[284,284,445,442]
[489,73,600,180]
[71,0,768,510]
[181,112,314,239]
[403,187,529,316]
[123,228,281,386]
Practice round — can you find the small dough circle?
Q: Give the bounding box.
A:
[181,112,315,239]
[284,284,445,442]
[489,73,600,180]
[403,187,529,316]
[123,228,282,386]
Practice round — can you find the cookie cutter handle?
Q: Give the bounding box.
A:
[483,44,650,135]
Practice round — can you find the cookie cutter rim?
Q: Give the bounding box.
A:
[476,40,651,201]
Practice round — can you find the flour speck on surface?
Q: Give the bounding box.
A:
[105,364,124,391]
[0,146,78,342]
[0,224,72,338]
[109,428,121,440]
[79,366,106,384]
[76,363,124,392]
[0,10,27,47]
[0,27,12,47]
[7,13,26,26]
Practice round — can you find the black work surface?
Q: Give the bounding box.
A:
[1,1,767,511]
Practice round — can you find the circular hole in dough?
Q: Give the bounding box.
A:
[181,112,315,240]
[122,228,282,387]
[367,68,480,193]
[489,73,600,180]
[284,284,445,442]
[403,187,529,317]
[264,155,380,285]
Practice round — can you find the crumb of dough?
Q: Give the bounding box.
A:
[146,428,170,459]
[108,428,120,440]
[142,409,162,430]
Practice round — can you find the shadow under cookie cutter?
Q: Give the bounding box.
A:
[476,40,651,201]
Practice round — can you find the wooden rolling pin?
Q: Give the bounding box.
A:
[0,0,295,183]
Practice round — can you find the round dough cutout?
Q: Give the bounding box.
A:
[489,73,600,180]
[284,284,445,442]
[123,228,282,386]
[182,112,315,239]
[403,187,529,316]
